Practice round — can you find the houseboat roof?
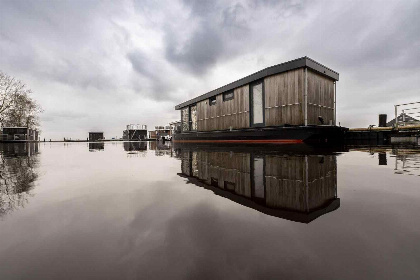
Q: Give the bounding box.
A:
[175,56,339,110]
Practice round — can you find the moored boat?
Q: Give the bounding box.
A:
[174,57,347,144]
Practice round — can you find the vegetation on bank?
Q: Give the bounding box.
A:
[0,71,42,130]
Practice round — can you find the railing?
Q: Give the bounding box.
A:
[394,101,420,128]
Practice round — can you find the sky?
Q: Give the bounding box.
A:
[1,0,419,140]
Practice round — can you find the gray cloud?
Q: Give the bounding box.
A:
[163,1,248,75]
[1,0,419,138]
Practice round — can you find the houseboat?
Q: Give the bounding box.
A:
[123,124,147,141]
[88,132,104,142]
[174,57,347,144]
[1,127,39,142]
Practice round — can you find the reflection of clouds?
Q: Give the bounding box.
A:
[0,143,40,218]
[119,186,312,280]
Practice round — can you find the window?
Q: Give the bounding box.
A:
[223,91,234,101]
[181,107,189,131]
[224,181,235,191]
[251,82,264,125]
[209,96,216,106]
[190,105,197,131]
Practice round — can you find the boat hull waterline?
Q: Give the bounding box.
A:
[173,126,347,144]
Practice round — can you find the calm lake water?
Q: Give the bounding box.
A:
[1,142,420,280]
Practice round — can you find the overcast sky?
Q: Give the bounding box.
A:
[1,0,419,139]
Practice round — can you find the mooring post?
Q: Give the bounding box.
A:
[379,114,387,127]
[304,68,308,126]
[402,110,405,126]
[334,81,337,126]
[395,105,398,129]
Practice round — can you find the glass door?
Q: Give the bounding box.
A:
[250,81,265,127]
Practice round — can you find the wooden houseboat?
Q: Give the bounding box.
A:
[174,57,347,143]
[88,132,104,142]
[1,127,39,142]
[123,124,147,141]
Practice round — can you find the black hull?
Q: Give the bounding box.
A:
[173,126,347,144]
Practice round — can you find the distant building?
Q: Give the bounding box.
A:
[169,121,181,134]
[89,132,104,141]
[123,124,147,140]
[387,113,420,127]
[1,127,39,141]
[148,126,172,140]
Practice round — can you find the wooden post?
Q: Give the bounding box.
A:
[304,68,308,126]
[334,81,337,126]
[395,105,398,129]
[402,110,405,126]
[304,155,309,212]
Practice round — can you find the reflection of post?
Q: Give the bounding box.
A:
[395,149,398,170]
[403,155,406,169]
[378,153,387,165]
[305,155,309,212]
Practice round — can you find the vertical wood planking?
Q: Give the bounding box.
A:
[307,70,335,125]
[193,68,335,131]
[264,69,304,126]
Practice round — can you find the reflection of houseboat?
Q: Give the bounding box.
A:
[149,141,173,156]
[176,145,340,223]
[174,57,347,144]
[89,143,104,151]
[0,142,39,156]
[123,141,147,152]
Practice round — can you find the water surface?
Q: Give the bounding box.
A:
[0,142,419,279]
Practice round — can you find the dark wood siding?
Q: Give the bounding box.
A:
[264,68,304,126]
[186,67,335,131]
[197,85,249,131]
[307,69,335,125]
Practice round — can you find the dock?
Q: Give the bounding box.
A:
[345,125,420,146]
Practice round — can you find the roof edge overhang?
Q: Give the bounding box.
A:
[175,56,339,110]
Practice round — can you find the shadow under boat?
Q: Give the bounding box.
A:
[176,144,341,223]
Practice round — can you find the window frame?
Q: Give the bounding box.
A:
[223,91,234,101]
[209,96,217,106]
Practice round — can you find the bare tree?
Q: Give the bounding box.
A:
[0,71,42,129]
